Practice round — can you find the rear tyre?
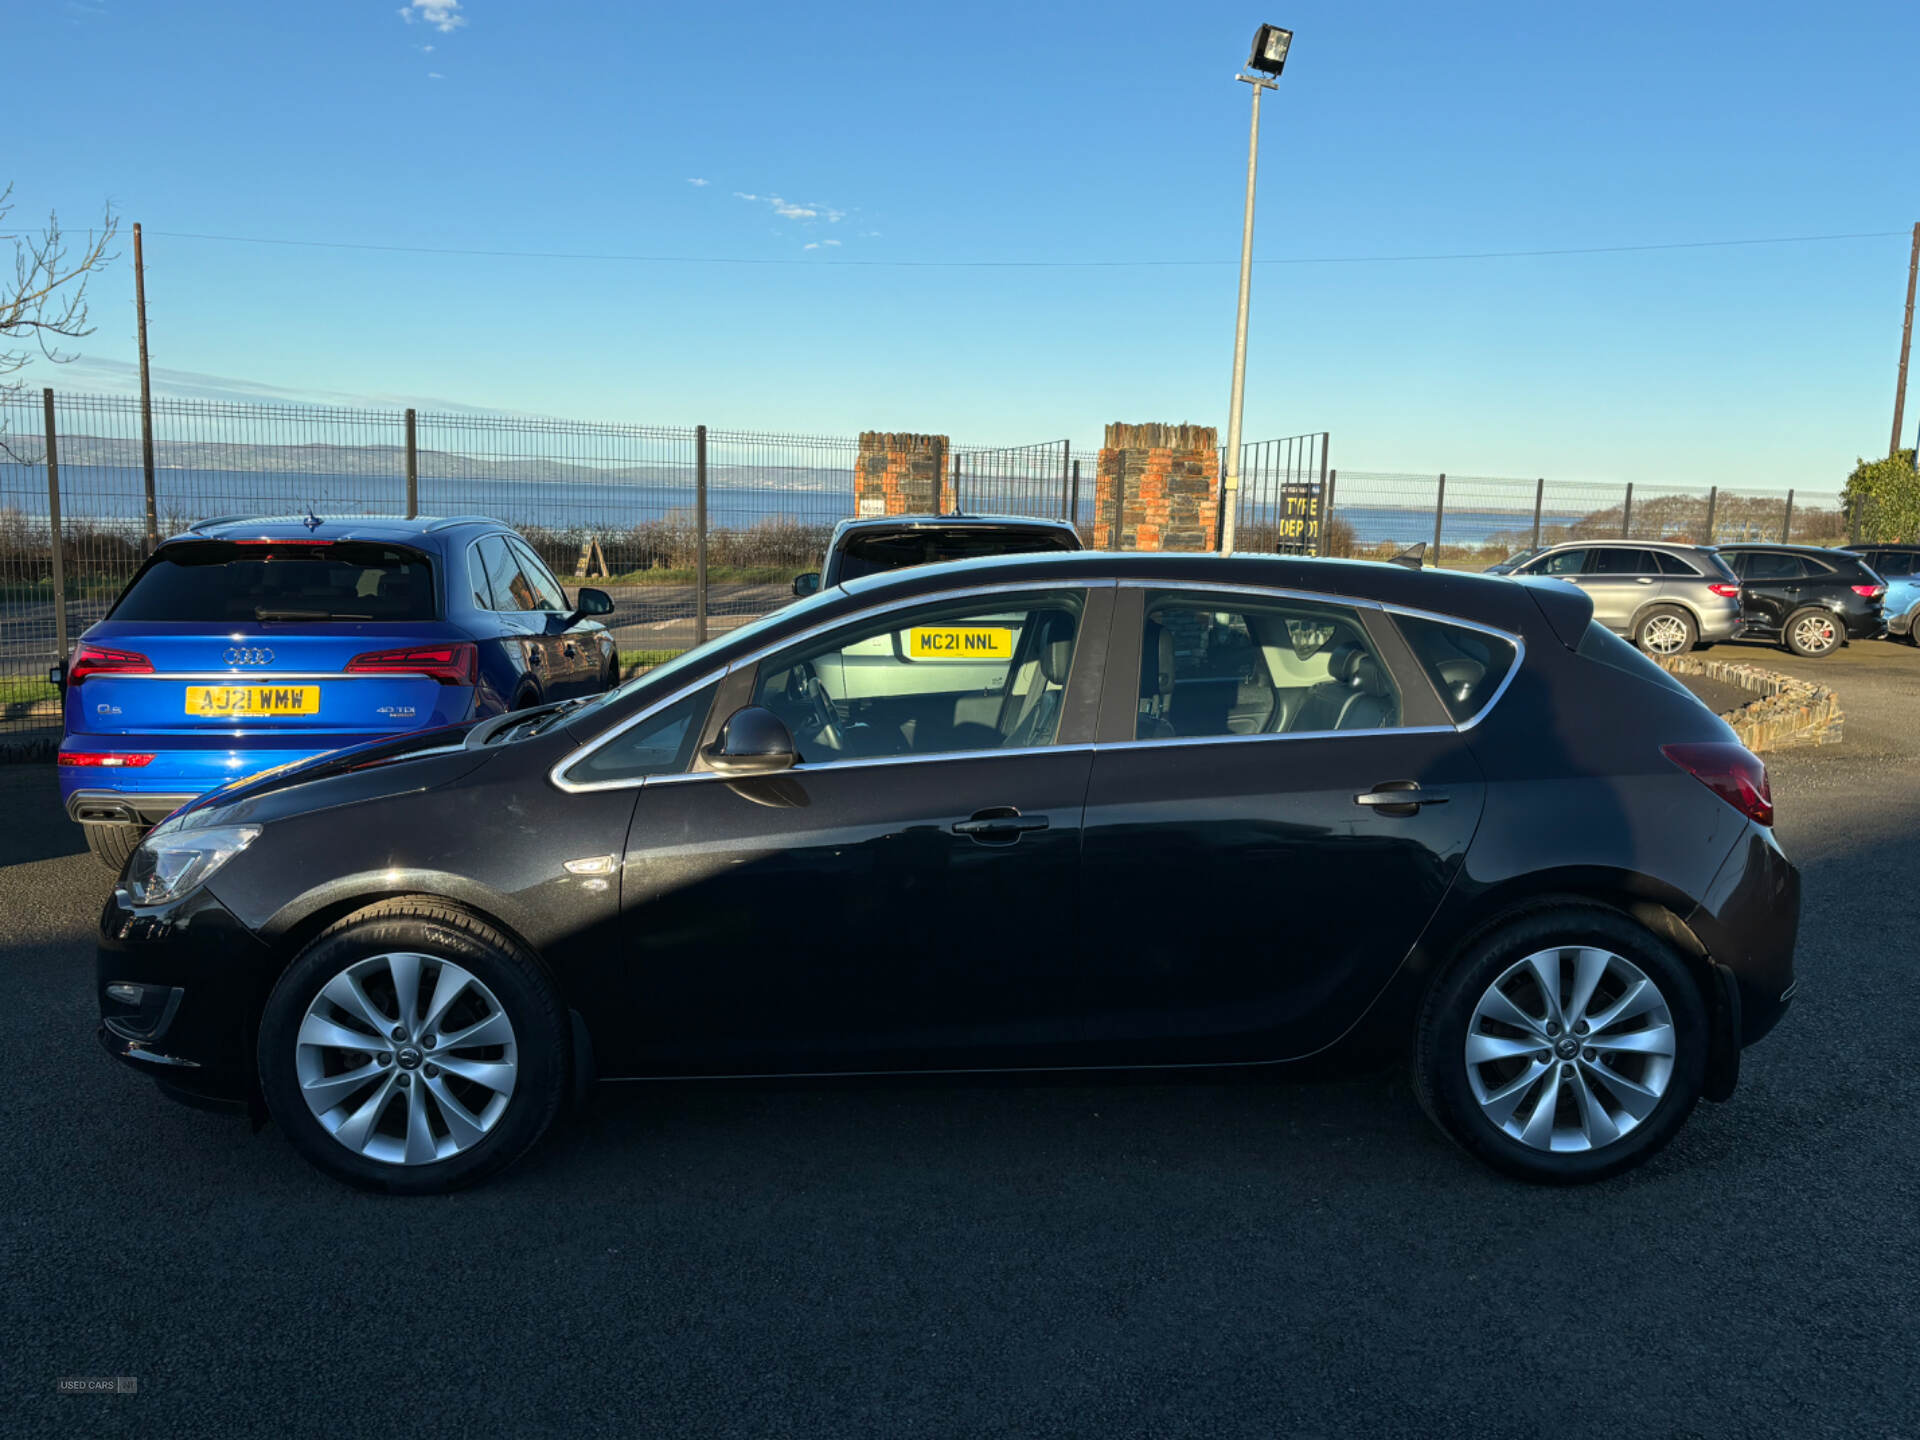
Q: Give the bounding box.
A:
[84,822,144,875]
[1783,607,1840,658]
[257,899,569,1194]
[1634,605,1696,658]
[1413,904,1708,1184]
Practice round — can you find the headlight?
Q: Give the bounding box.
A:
[125,824,261,906]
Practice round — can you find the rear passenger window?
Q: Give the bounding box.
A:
[1529,549,1587,576]
[1393,615,1519,724]
[1135,592,1400,740]
[1585,549,1655,575]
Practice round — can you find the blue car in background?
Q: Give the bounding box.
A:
[1842,544,1920,644]
[57,514,618,869]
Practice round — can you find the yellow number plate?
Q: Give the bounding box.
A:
[184,685,321,717]
[906,626,1014,660]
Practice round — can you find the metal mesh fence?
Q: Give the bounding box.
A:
[0,388,1873,750]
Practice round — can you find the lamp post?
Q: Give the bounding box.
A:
[1218,23,1291,554]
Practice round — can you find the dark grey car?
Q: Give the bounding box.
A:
[1506,541,1743,656]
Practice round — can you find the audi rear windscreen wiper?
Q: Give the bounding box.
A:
[255,608,374,621]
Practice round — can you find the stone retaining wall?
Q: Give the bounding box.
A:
[1655,655,1843,752]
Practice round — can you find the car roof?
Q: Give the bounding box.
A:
[835,548,1569,633]
[166,514,503,545]
[1843,542,1920,551]
[1714,542,1858,556]
[1532,538,1710,551]
[829,513,1080,542]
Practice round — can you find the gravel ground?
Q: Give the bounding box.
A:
[2,637,1917,1438]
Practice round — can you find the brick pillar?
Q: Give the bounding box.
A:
[1094,423,1220,551]
[855,432,948,517]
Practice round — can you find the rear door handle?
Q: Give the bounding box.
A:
[953,807,1050,844]
[1356,781,1449,814]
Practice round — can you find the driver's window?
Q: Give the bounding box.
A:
[749,590,1085,765]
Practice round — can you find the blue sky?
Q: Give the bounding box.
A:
[11,0,1919,488]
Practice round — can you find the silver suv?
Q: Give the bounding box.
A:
[1503,540,1742,656]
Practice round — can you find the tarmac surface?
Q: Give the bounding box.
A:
[3,636,1916,1437]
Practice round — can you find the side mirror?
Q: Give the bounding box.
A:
[791,572,822,598]
[702,705,797,777]
[568,587,614,618]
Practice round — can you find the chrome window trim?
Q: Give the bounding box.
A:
[547,575,1529,793]
[549,579,1113,794]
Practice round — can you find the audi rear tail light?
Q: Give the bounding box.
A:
[345,642,479,685]
[1851,584,1885,599]
[67,644,154,684]
[1662,742,1772,827]
[1707,583,1741,599]
[59,753,156,768]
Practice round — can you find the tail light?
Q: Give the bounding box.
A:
[67,644,154,684]
[1707,583,1741,599]
[59,752,156,768]
[1662,742,1772,827]
[1851,584,1885,600]
[345,642,479,685]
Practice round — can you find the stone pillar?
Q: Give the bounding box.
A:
[855,432,949,517]
[1094,423,1221,551]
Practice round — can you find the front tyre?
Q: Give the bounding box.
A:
[1413,905,1708,1183]
[1783,607,1840,658]
[258,900,569,1194]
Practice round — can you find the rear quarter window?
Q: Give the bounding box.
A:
[1575,620,1697,701]
[110,542,440,622]
[1392,614,1519,724]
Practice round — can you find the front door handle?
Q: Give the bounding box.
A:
[953,806,1050,845]
[1635,577,1656,585]
[1356,781,1449,816]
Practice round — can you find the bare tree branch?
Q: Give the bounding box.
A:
[0,183,122,387]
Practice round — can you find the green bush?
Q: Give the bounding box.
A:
[1844,451,1920,543]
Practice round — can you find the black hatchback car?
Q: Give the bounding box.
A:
[96,552,1798,1193]
[1716,543,1887,656]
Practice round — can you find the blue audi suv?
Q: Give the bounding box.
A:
[58,515,618,869]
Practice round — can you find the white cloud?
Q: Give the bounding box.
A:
[398,1,465,34]
[803,243,820,251]
[821,239,841,246]
[420,43,435,52]
[772,200,816,219]
[733,191,848,225]
[428,71,445,79]
[686,178,709,187]
[732,191,758,202]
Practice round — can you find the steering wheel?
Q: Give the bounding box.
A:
[795,661,844,753]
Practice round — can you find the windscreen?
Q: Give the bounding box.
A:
[110,541,440,623]
[834,528,1076,582]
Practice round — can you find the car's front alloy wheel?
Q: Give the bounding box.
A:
[259,900,569,1193]
[1414,904,1708,1183]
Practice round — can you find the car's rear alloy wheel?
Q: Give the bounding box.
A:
[259,900,569,1193]
[1635,606,1696,657]
[1414,904,1708,1183]
[1464,948,1674,1153]
[1785,607,1840,657]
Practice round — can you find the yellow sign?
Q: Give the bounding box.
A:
[906,626,1015,660]
[185,685,321,717]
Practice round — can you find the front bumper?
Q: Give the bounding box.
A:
[96,883,274,1107]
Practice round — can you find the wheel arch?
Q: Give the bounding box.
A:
[1627,595,1702,637]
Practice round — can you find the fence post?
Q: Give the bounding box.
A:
[1432,474,1446,565]
[404,409,418,519]
[1109,458,1126,549]
[1321,468,1338,557]
[1068,459,1081,532]
[1531,478,1544,550]
[948,453,961,514]
[1060,443,1072,521]
[134,225,159,554]
[1704,486,1718,544]
[695,425,708,647]
[1780,489,1794,543]
[1620,483,1634,539]
[1317,433,1331,556]
[43,388,68,671]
